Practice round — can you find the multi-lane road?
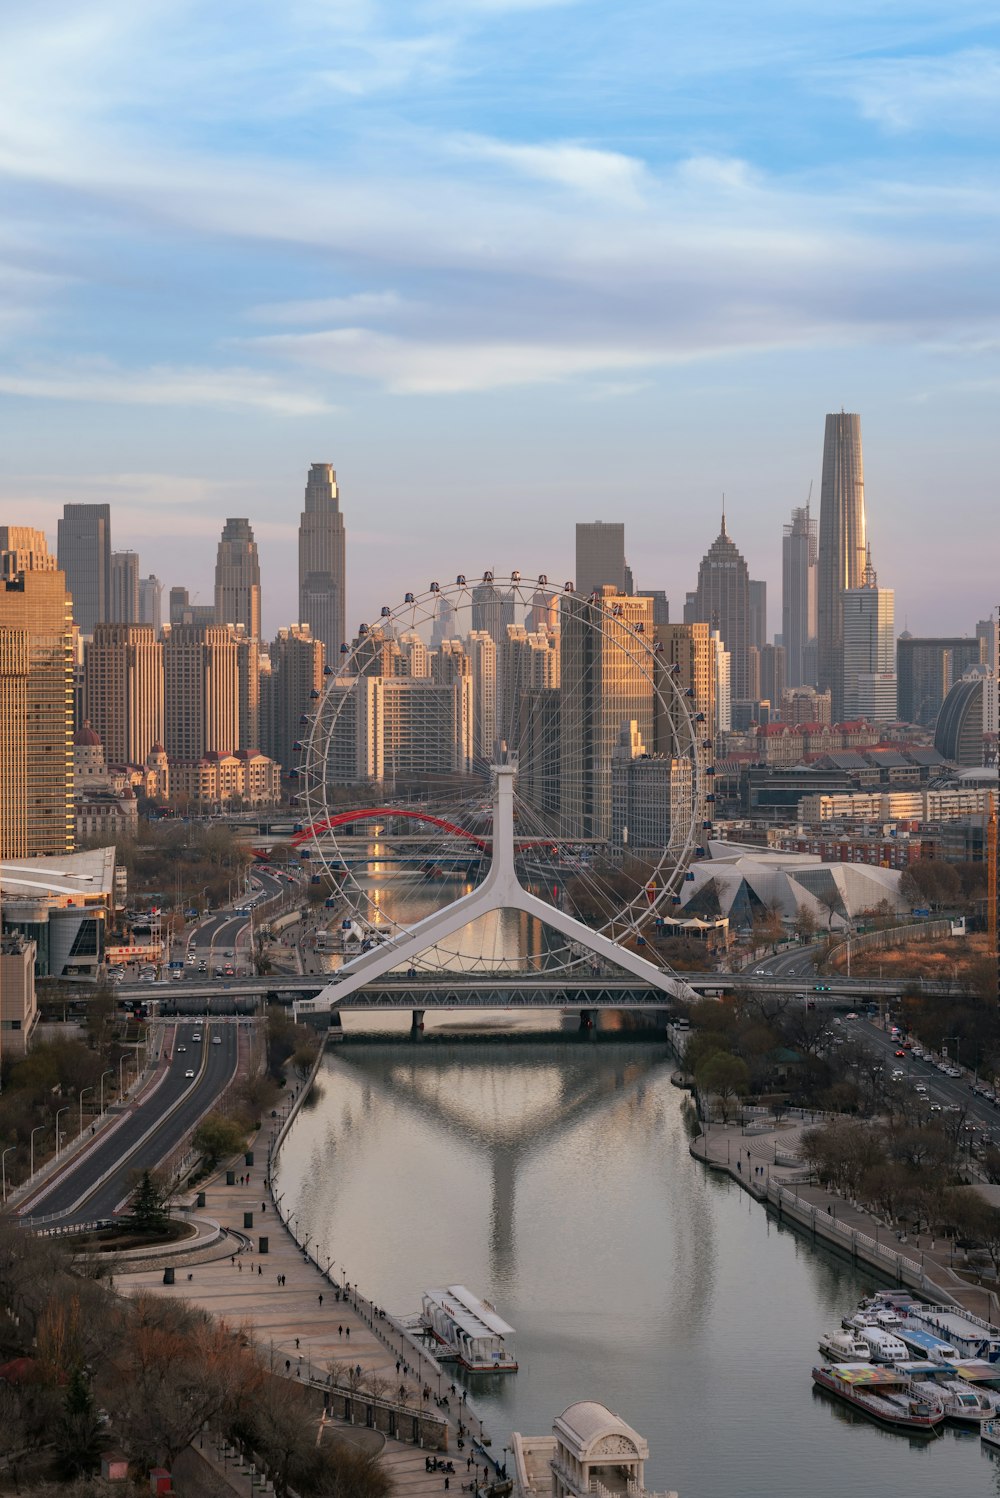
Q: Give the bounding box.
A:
[20,1022,240,1226]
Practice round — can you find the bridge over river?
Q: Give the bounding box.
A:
[116,968,967,1027]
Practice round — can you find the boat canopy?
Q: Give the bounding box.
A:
[953,1360,1000,1383]
[893,1360,948,1377]
[424,1286,515,1340]
[828,1364,903,1385]
[897,1326,957,1358]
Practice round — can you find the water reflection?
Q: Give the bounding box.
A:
[276,1044,989,1498]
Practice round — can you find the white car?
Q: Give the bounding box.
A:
[212,1036,221,1045]
[191,1032,202,1042]
[184,1069,195,1079]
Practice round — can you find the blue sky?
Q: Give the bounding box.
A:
[1,0,998,637]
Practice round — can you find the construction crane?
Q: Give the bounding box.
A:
[990,791,998,1003]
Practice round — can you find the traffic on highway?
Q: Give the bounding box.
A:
[20,1022,240,1227]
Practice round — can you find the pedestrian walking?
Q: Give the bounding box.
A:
[346,1326,350,1339]
[258,1265,262,1277]
[285,1359,291,1373]
[295,1338,300,1350]
[339,1325,343,1339]
[318,1293,323,1307]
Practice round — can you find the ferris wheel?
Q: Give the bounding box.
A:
[297,573,708,976]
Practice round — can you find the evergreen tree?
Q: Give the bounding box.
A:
[128,1170,168,1234]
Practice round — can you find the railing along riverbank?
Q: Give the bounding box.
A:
[265,1037,501,1468]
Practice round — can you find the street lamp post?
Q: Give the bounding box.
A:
[55,1107,70,1155]
[944,1036,961,1070]
[1,1145,16,1201]
[30,1125,46,1178]
[119,1052,132,1094]
[79,1086,94,1134]
[100,1069,115,1112]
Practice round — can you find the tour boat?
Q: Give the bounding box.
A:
[811,1364,944,1434]
[888,1361,997,1425]
[420,1285,518,1373]
[983,1417,1000,1451]
[818,1330,871,1362]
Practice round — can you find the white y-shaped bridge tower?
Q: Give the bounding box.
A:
[295,763,697,1023]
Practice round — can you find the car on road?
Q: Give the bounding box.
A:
[177,1045,186,1053]
[895,1049,906,1057]
[930,1103,942,1112]
[184,1069,195,1079]
[212,1036,221,1045]
[191,1032,202,1042]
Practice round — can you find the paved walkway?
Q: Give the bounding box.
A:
[123,1118,493,1498]
[693,1116,1000,1323]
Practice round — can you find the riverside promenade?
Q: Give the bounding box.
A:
[692,1114,1000,1323]
[125,1099,498,1498]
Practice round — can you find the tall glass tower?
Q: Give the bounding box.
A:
[214,518,261,639]
[298,465,346,661]
[817,412,867,721]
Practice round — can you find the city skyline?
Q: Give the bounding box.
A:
[1,5,998,632]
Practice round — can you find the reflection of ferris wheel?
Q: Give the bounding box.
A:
[298,573,706,975]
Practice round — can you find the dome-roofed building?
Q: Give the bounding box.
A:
[512,1400,677,1498]
[72,720,109,787]
[934,673,987,769]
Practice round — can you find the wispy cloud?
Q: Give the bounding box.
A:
[0,361,332,414]
[247,291,406,325]
[831,46,1000,131]
[451,134,650,203]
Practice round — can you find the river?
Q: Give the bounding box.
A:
[273,1033,996,1497]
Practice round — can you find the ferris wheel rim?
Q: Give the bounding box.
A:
[299,572,708,971]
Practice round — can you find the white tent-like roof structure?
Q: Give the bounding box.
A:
[680,842,905,931]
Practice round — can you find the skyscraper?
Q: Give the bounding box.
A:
[162,623,239,762]
[298,464,346,660]
[782,505,818,688]
[817,413,867,720]
[57,503,112,635]
[264,624,324,771]
[749,580,767,653]
[0,538,74,854]
[842,552,895,721]
[138,575,163,632]
[896,636,986,727]
[685,512,752,701]
[559,588,655,839]
[214,518,261,639]
[575,522,625,597]
[0,627,30,857]
[110,551,140,624]
[84,624,164,766]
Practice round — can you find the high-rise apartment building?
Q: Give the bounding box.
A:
[215,519,261,639]
[685,513,752,701]
[817,413,867,720]
[298,464,346,660]
[57,503,112,635]
[466,630,498,770]
[84,624,164,767]
[110,551,140,624]
[575,522,626,598]
[0,527,56,576]
[654,621,715,833]
[559,588,654,839]
[138,575,163,633]
[0,544,74,855]
[897,635,986,728]
[842,554,895,721]
[0,628,30,857]
[264,624,324,771]
[782,505,817,688]
[234,628,260,751]
[710,629,731,734]
[162,624,239,763]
